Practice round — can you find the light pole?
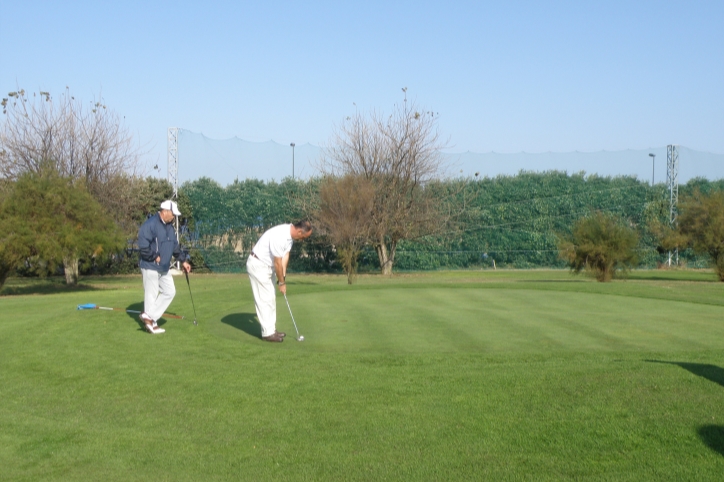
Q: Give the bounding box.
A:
[649,153,655,186]
[290,142,296,180]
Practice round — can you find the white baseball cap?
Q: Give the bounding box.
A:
[160,200,182,216]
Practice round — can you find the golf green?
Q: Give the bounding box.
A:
[209,285,724,354]
[2,271,724,480]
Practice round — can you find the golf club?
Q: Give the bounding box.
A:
[283,293,304,341]
[184,270,198,325]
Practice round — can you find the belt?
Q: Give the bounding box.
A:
[250,252,260,260]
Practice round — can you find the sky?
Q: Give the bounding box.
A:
[2,0,723,182]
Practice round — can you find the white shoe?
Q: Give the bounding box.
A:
[144,323,162,334]
[140,313,164,334]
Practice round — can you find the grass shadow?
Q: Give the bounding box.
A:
[645,360,724,388]
[630,275,717,282]
[628,271,717,282]
[699,425,724,457]
[221,312,261,339]
[516,279,587,283]
[1,278,104,296]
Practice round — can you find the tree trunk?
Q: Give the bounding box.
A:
[63,256,79,285]
[715,251,724,281]
[337,243,360,285]
[0,262,12,292]
[375,239,397,276]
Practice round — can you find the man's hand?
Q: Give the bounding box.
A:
[278,283,287,295]
[183,261,192,273]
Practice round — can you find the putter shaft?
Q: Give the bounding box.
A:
[283,293,301,339]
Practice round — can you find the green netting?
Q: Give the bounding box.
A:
[182,172,724,274]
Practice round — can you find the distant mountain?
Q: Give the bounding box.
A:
[177,130,723,186]
[443,147,724,183]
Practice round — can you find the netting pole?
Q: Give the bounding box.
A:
[168,127,179,199]
[168,127,181,269]
[666,144,679,266]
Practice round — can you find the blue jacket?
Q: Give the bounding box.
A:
[138,213,187,272]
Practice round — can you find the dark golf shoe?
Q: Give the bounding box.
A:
[262,333,284,342]
[275,331,286,338]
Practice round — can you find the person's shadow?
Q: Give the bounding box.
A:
[221,312,261,339]
[645,360,724,388]
[699,425,724,457]
[646,360,724,457]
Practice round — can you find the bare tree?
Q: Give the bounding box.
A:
[321,92,449,275]
[1,88,140,218]
[315,175,375,283]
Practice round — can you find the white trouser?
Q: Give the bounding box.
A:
[246,256,277,337]
[141,268,176,322]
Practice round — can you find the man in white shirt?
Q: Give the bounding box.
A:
[246,221,313,342]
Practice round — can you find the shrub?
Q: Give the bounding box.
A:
[558,211,639,282]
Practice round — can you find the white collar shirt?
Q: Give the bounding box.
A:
[252,224,293,267]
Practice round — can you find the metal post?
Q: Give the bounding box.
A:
[290,142,296,179]
[168,127,179,199]
[168,128,181,269]
[666,145,679,266]
[649,153,655,186]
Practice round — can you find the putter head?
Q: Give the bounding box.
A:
[194,320,198,326]
[297,335,304,341]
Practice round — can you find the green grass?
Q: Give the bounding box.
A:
[2,269,724,480]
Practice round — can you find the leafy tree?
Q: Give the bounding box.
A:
[315,175,375,284]
[321,91,450,274]
[0,241,21,290]
[2,171,124,285]
[111,175,174,233]
[558,211,639,282]
[0,181,31,289]
[661,189,724,280]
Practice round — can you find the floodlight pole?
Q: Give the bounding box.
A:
[290,142,296,179]
[649,153,655,186]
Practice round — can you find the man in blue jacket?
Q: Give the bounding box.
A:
[137,200,191,334]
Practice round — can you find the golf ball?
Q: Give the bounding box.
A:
[298,336,305,341]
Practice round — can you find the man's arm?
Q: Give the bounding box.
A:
[273,256,287,295]
[172,238,191,272]
[282,252,290,279]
